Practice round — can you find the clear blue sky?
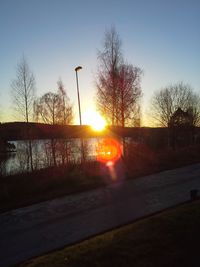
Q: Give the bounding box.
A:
[0,0,199,125]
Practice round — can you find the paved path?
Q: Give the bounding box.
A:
[1,164,200,267]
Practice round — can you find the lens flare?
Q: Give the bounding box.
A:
[96,138,122,163]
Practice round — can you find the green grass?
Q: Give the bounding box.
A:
[20,200,200,267]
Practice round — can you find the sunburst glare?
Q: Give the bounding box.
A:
[84,110,106,131]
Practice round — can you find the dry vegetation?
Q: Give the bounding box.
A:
[1,144,200,213]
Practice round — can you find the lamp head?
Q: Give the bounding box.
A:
[75,66,82,72]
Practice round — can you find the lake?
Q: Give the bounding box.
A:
[1,138,100,176]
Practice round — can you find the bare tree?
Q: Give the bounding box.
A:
[11,56,35,171]
[35,81,73,166]
[57,79,73,125]
[35,83,73,125]
[96,27,142,127]
[35,92,61,125]
[35,92,61,166]
[11,57,35,122]
[150,82,200,127]
[117,64,142,127]
[96,27,122,125]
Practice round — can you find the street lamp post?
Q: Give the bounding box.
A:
[75,66,84,162]
[75,66,82,125]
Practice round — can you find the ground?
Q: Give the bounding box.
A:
[20,200,200,267]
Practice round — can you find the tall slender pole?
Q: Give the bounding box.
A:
[75,66,84,162]
[75,66,82,125]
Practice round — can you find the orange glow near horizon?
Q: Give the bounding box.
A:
[96,138,122,164]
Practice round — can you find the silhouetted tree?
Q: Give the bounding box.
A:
[34,81,73,166]
[35,80,73,125]
[96,27,142,127]
[117,64,142,127]
[35,92,62,125]
[57,79,73,125]
[150,82,200,127]
[11,56,35,171]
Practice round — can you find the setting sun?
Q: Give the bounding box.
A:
[84,110,106,131]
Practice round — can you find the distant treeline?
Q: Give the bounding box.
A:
[1,122,200,149]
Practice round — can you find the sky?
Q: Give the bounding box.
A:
[0,0,200,125]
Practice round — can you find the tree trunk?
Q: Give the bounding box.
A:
[51,139,57,166]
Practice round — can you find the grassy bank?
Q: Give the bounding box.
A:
[1,145,200,213]
[19,200,200,267]
[0,162,104,212]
